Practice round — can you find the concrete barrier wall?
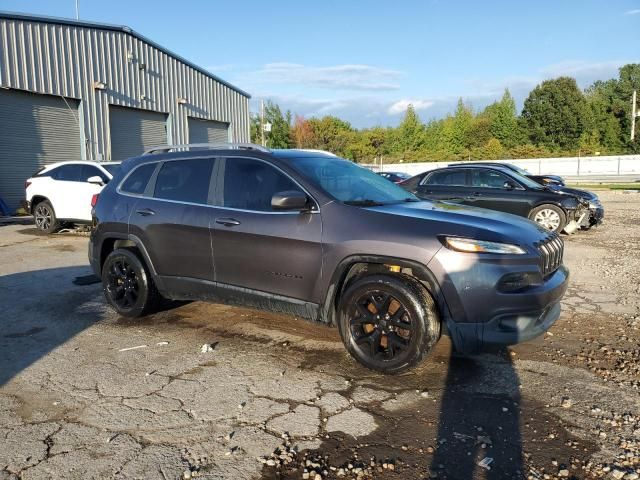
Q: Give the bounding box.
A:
[365,155,640,177]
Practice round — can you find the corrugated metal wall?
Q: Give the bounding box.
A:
[0,16,250,161]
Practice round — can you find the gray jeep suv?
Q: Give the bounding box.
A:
[89,144,568,373]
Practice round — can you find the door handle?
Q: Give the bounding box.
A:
[215,217,241,227]
[136,208,155,216]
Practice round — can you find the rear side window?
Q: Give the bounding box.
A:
[120,163,157,195]
[424,170,467,186]
[154,158,214,204]
[222,158,301,211]
[52,164,83,182]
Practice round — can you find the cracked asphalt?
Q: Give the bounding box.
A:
[1,191,639,480]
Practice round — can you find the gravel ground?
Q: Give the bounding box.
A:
[0,190,638,480]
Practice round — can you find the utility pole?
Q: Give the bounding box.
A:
[260,99,265,147]
[75,0,79,20]
[632,90,639,142]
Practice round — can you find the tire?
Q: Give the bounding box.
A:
[101,248,162,317]
[337,274,441,374]
[33,200,59,233]
[528,204,566,233]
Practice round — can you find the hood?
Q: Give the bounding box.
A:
[548,185,597,201]
[367,200,551,244]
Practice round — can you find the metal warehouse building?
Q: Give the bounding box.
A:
[0,11,250,213]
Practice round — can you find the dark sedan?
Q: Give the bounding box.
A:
[378,171,412,184]
[401,164,588,234]
[450,162,603,228]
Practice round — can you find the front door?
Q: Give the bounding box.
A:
[212,157,322,301]
[468,168,531,217]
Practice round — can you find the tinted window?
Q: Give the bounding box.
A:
[424,170,467,186]
[53,165,83,182]
[471,169,512,189]
[81,165,109,183]
[154,158,214,204]
[121,163,157,195]
[223,158,301,211]
[101,164,121,176]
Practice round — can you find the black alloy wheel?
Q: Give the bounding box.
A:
[338,274,441,374]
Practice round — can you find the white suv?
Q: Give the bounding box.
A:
[25,161,121,232]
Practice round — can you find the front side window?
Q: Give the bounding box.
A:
[222,157,302,211]
[471,169,514,189]
[121,163,157,195]
[290,157,417,205]
[153,158,214,204]
[424,170,467,186]
[53,165,83,182]
[81,165,109,183]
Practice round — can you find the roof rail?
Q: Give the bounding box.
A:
[143,143,271,155]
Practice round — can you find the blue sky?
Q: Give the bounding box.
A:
[3,0,639,127]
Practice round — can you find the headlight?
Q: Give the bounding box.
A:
[588,201,600,209]
[443,237,526,254]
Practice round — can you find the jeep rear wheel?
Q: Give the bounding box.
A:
[338,274,441,374]
[102,248,161,317]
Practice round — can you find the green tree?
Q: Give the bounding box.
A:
[307,116,354,157]
[521,77,590,151]
[483,89,522,147]
[392,104,425,159]
[263,101,292,149]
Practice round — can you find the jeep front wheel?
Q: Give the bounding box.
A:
[337,274,441,374]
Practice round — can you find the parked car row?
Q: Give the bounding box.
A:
[391,163,603,234]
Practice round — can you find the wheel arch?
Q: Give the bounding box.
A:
[97,233,158,279]
[29,195,51,214]
[321,255,452,328]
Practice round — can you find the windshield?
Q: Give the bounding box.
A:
[505,163,530,177]
[290,157,419,205]
[102,163,121,176]
[505,169,546,190]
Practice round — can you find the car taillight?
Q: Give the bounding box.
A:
[25,180,31,189]
[91,194,99,207]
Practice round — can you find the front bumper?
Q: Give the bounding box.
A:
[428,248,569,353]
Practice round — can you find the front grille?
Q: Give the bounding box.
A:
[536,234,564,277]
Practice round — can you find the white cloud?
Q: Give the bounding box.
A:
[387,99,434,115]
[250,63,404,91]
[624,9,640,15]
[540,59,629,80]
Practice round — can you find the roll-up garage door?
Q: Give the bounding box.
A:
[109,105,168,160]
[0,89,81,214]
[188,117,230,144]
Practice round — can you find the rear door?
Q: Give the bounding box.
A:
[127,157,216,285]
[468,168,531,216]
[47,164,88,220]
[416,169,471,203]
[211,156,322,301]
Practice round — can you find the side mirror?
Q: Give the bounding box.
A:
[271,190,309,211]
[503,181,515,190]
[87,175,104,186]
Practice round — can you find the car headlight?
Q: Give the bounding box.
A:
[443,237,526,254]
[588,201,600,209]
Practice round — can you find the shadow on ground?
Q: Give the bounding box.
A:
[0,265,103,385]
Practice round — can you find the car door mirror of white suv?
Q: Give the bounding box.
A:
[87,176,105,186]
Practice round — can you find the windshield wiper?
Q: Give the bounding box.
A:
[344,199,385,206]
